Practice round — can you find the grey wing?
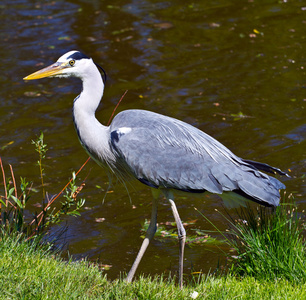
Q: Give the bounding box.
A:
[109,110,285,206]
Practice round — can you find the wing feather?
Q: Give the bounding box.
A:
[109,109,285,206]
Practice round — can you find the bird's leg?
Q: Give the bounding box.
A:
[125,191,158,283]
[168,198,186,289]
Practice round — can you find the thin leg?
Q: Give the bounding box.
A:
[167,194,186,289]
[125,192,158,282]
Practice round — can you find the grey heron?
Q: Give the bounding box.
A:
[24,50,288,288]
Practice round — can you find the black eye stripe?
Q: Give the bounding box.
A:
[67,51,90,60]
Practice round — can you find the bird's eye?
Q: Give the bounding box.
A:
[69,59,75,67]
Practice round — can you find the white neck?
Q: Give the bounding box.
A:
[74,62,104,116]
[72,64,115,166]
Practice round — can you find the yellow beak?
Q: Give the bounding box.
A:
[23,62,67,80]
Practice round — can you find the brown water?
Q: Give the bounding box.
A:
[0,0,305,280]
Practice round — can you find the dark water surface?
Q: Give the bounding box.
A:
[0,0,305,280]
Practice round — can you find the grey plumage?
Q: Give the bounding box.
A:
[110,109,285,207]
[24,50,288,288]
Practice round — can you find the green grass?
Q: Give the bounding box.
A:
[2,135,305,298]
[0,232,105,299]
[1,163,305,300]
[226,199,306,282]
[195,194,306,283]
[1,232,306,300]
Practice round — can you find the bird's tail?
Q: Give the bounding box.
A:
[242,159,289,177]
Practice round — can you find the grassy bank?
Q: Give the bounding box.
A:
[0,233,305,300]
[1,149,305,299]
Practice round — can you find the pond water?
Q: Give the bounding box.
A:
[0,0,305,280]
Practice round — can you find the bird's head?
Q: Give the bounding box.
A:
[23,50,106,82]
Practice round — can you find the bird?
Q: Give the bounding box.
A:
[24,50,288,288]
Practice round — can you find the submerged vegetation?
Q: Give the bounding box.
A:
[0,134,305,298]
[141,219,222,246]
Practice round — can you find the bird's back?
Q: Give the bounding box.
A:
[109,109,285,207]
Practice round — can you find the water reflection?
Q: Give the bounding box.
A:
[0,0,304,280]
